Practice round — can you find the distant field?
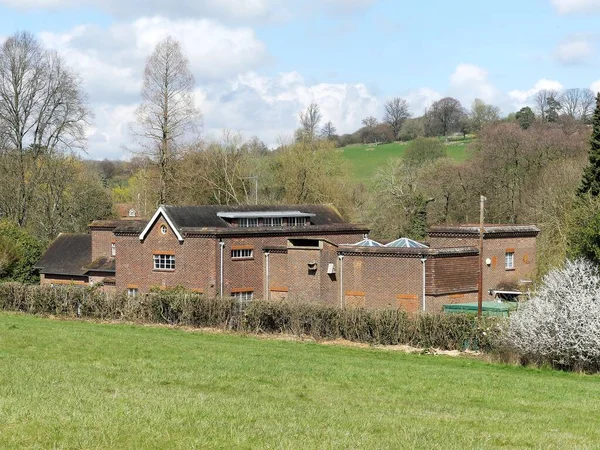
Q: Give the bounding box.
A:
[2,313,600,449]
[340,139,473,183]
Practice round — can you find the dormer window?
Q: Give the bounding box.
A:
[264,217,283,227]
[239,218,259,228]
[288,217,306,227]
[217,210,315,228]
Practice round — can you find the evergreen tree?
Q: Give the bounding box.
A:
[578,93,600,197]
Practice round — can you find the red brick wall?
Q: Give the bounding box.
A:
[115,214,217,294]
[340,255,423,310]
[428,233,537,299]
[426,255,478,295]
[481,236,536,299]
[91,229,114,261]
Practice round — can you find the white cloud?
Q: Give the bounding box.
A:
[551,0,600,13]
[0,0,282,22]
[591,80,600,93]
[0,0,376,22]
[197,72,380,147]
[450,63,497,103]
[554,37,594,64]
[404,88,442,114]
[38,17,268,104]
[508,79,564,108]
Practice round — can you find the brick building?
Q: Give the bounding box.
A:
[36,204,539,313]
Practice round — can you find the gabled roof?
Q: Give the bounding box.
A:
[138,204,355,241]
[385,237,429,248]
[35,234,91,276]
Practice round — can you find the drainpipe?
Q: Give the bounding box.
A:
[420,257,427,312]
[338,254,344,309]
[264,251,270,301]
[219,240,225,298]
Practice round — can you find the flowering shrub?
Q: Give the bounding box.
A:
[504,259,600,371]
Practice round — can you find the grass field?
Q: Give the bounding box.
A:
[1,313,600,449]
[340,140,472,183]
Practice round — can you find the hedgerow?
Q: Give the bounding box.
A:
[0,283,500,352]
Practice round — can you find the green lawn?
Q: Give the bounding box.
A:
[1,313,599,449]
[340,140,472,183]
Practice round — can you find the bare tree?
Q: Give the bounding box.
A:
[320,121,337,140]
[561,88,596,122]
[361,116,379,143]
[133,36,201,205]
[384,97,411,140]
[0,31,91,227]
[580,89,596,123]
[297,103,322,142]
[424,97,465,138]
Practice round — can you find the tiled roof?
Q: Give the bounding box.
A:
[35,234,91,276]
[85,257,116,273]
[163,204,348,228]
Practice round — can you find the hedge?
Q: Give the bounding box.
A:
[0,283,501,351]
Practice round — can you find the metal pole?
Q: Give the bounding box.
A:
[219,240,224,299]
[264,251,270,300]
[421,258,427,312]
[255,177,258,205]
[338,255,344,309]
[477,195,486,318]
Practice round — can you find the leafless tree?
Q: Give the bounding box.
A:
[384,97,411,140]
[580,89,596,123]
[320,121,337,140]
[424,97,465,138]
[383,97,410,139]
[133,36,201,205]
[298,103,322,141]
[0,31,91,227]
[361,116,379,143]
[561,88,596,122]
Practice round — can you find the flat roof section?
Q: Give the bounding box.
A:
[217,211,316,219]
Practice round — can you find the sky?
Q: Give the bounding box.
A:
[0,0,599,159]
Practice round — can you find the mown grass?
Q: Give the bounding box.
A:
[1,313,599,449]
[340,140,472,183]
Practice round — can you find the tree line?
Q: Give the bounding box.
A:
[1,31,600,283]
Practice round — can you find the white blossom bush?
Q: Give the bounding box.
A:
[504,259,600,371]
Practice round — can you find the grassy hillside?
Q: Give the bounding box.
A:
[1,313,600,449]
[340,139,473,183]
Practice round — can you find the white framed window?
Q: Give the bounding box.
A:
[233,291,253,303]
[505,252,514,270]
[238,218,258,228]
[264,217,283,227]
[232,249,253,259]
[160,225,168,235]
[153,254,175,270]
[288,217,305,227]
[127,288,138,297]
[111,242,116,257]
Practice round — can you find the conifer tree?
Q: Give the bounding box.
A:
[579,93,600,197]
